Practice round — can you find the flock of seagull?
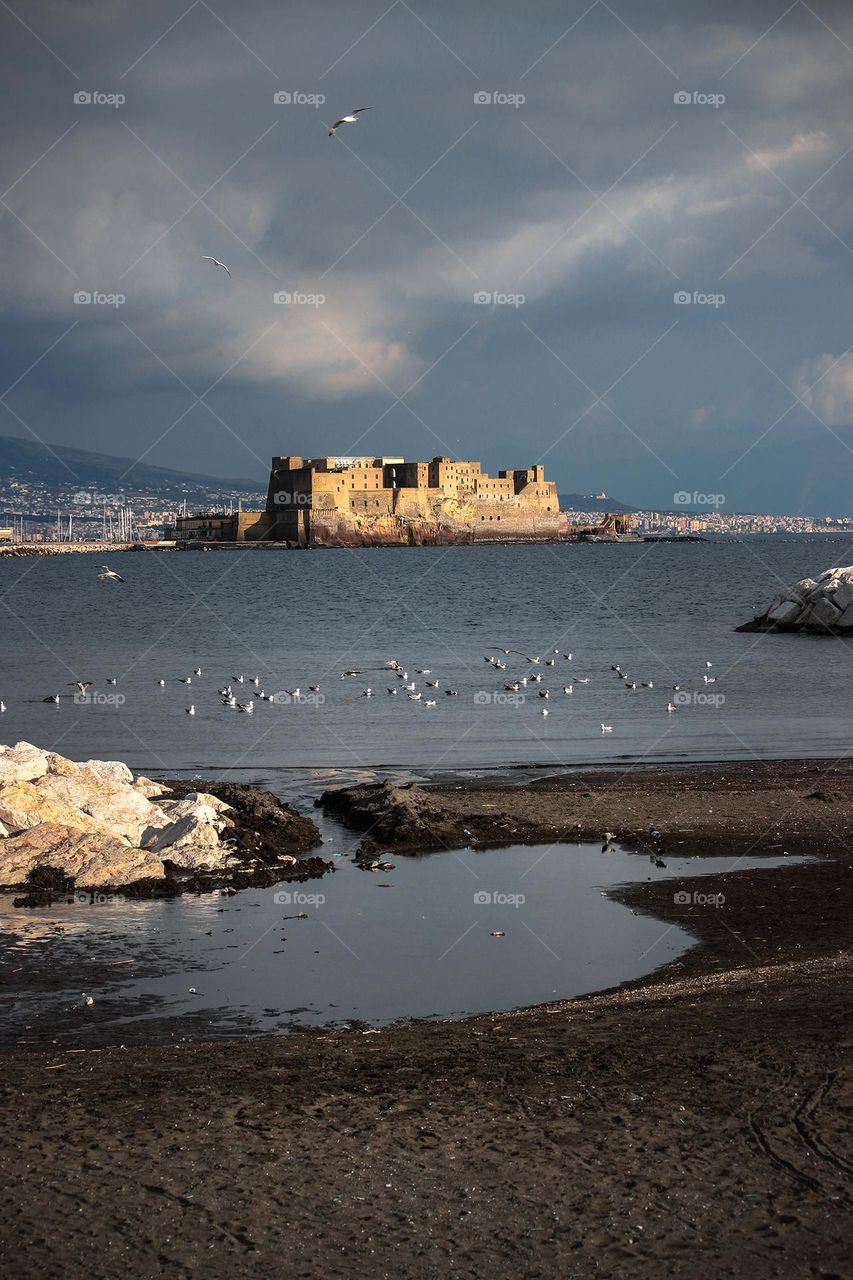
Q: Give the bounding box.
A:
[5,564,719,729]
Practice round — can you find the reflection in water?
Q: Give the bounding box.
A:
[0,837,804,1049]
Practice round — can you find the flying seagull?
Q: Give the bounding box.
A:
[98,565,124,583]
[201,255,231,277]
[329,107,370,137]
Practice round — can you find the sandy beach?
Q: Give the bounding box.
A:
[1,760,851,1279]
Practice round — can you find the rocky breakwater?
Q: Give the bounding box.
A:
[0,742,329,905]
[738,565,853,634]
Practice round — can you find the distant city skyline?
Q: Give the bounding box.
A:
[1,2,853,513]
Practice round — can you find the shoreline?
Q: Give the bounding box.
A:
[2,756,851,1276]
[318,756,853,858]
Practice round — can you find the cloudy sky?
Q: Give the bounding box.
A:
[1,0,853,513]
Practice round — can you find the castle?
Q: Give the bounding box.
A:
[175,455,562,546]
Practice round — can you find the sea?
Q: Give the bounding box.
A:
[0,534,846,1045]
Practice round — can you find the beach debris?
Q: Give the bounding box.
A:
[490,930,505,937]
[83,994,94,1006]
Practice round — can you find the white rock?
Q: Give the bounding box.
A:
[133,776,170,799]
[766,600,802,626]
[0,742,48,784]
[831,579,853,612]
[143,811,225,852]
[31,772,167,844]
[162,792,232,820]
[80,758,134,787]
[802,597,841,629]
[786,577,817,603]
[0,823,166,889]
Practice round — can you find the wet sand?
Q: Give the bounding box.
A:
[1,760,851,1278]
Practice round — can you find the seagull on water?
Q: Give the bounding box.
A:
[329,107,370,137]
[445,689,458,696]
[667,702,677,712]
[237,701,254,713]
[562,685,573,695]
[179,676,192,685]
[43,694,60,703]
[201,255,231,277]
[601,723,613,733]
[186,705,195,716]
[98,565,124,583]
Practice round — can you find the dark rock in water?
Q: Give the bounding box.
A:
[319,779,548,856]
[158,780,322,863]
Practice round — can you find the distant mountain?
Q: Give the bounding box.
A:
[559,492,634,513]
[0,434,266,496]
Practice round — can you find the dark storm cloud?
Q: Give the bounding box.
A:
[1,0,852,512]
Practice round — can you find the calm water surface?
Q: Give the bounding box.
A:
[0,536,841,1042]
[1,535,852,774]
